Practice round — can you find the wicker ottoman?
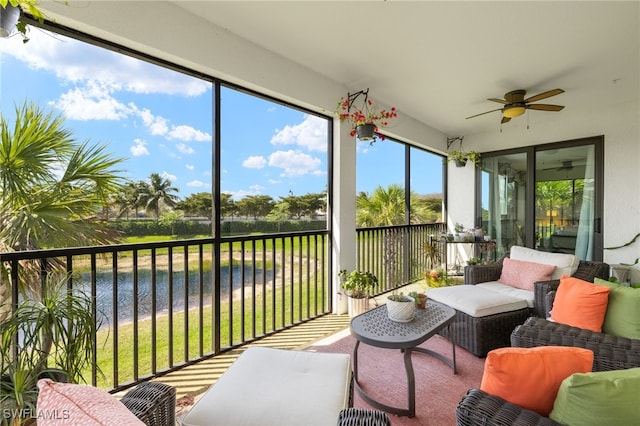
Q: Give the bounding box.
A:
[182,346,353,426]
[428,285,531,357]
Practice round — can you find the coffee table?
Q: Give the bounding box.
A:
[350,299,457,417]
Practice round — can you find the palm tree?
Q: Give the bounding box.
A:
[356,184,434,288]
[356,184,430,227]
[138,173,179,220]
[114,182,143,219]
[0,102,126,318]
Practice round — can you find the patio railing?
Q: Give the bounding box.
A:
[0,222,446,392]
[356,222,447,295]
[0,230,330,392]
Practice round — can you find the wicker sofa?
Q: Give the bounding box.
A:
[456,388,561,426]
[431,251,609,357]
[120,381,177,426]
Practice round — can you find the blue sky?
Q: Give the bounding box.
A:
[0,27,443,201]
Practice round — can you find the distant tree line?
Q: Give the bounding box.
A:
[111,182,328,223]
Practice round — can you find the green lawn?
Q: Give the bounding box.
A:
[90,264,327,389]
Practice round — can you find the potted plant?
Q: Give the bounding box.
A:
[336,89,397,143]
[386,291,415,322]
[0,0,45,41]
[408,290,427,309]
[448,150,481,167]
[0,272,104,425]
[425,267,453,288]
[339,269,378,317]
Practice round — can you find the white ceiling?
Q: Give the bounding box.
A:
[172,1,639,137]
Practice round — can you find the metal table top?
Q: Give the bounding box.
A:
[350,299,456,349]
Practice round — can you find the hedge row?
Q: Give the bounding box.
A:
[110,220,327,237]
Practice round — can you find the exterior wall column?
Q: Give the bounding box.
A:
[331,120,357,314]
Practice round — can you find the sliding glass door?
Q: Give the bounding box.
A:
[479,137,603,261]
[481,152,528,257]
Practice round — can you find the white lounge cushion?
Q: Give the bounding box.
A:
[182,346,352,426]
[428,285,528,318]
[476,281,535,308]
[510,245,579,280]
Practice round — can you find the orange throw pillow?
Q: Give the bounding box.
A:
[498,257,557,291]
[550,275,611,332]
[480,346,594,416]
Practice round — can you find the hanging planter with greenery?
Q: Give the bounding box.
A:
[336,88,397,143]
[448,149,481,168]
[0,0,45,42]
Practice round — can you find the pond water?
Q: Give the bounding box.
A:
[83,265,274,326]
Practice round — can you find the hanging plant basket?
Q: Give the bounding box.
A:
[454,159,467,167]
[356,123,376,141]
[0,4,21,37]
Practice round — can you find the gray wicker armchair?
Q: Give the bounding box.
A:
[456,388,561,426]
[511,266,640,372]
[512,316,640,372]
[120,381,176,426]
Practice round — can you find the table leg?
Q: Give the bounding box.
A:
[403,348,416,418]
[353,346,417,418]
[352,340,360,381]
[449,323,457,374]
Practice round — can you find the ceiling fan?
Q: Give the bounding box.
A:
[466,88,565,124]
[556,160,574,171]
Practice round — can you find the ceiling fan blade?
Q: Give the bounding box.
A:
[501,116,511,124]
[524,88,564,103]
[466,108,502,119]
[527,104,565,112]
[487,98,507,104]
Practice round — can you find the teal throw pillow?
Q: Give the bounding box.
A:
[549,367,640,425]
[594,277,640,339]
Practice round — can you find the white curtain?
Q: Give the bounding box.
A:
[575,147,595,260]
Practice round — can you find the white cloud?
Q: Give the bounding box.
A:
[49,80,131,121]
[161,171,177,182]
[271,114,327,152]
[268,179,282,184]
[243,156,267,169]
[0,29,210,97]
[168,125,211,142]
[226,186,265,200]
[187,180,209,188]
[136,108,169,136]
[2,29,212,141]
[186,164,195,171]
[268,150,322,177]
[130,139,150,156]
[176,143,195,155]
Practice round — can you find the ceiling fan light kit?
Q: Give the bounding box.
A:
[467,88,565,125]
[502,105,526,118]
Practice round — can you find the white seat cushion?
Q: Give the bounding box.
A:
[182,346,352,426]
[509,245,579,280]
[476,281,535,308]
[428,285,528,318]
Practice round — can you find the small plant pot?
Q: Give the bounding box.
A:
[415,293,427,309]
[386,295,415,322]
[347,296,370,318]
[454,159,467,167]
